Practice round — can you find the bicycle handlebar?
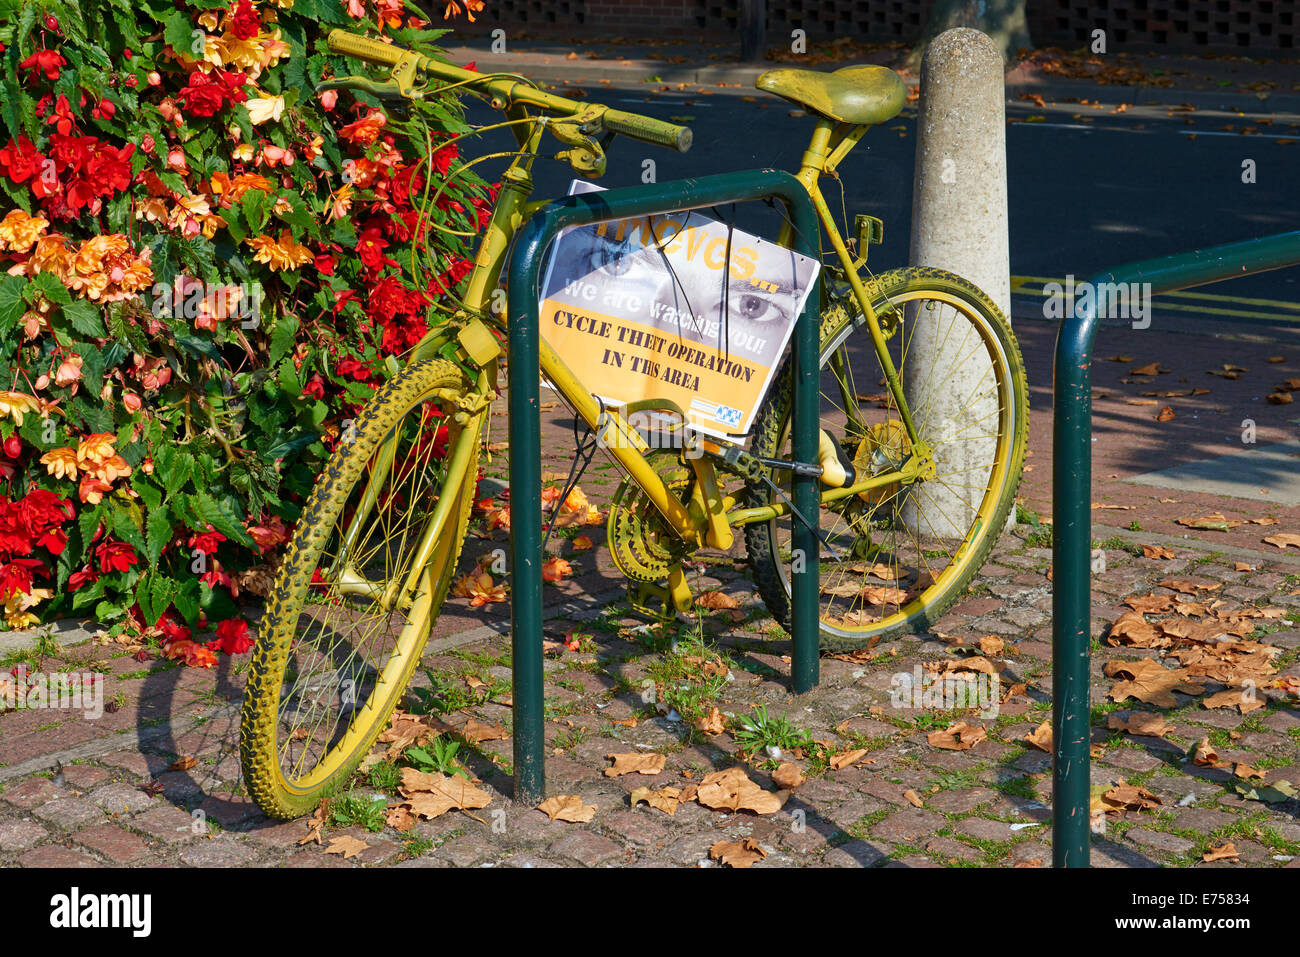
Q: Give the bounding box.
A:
[326,29,692,154]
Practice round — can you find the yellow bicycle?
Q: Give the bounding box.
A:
[240,30,1029,819]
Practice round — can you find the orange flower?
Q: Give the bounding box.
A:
[20,233,72,281]
[245,230,314,271]
[54,354,82,388]
[89,454,133,484]
[78,474,113,505]
[210,171,274,204]
[337,109,386,146]
[571,534,594,552]
[40,448,79,480]
[328,183,353,222]
[76,432,117,467]
[0,209,49,253]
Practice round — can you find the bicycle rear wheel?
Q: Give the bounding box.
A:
[241,358,482,819]
[744,267,1028,650]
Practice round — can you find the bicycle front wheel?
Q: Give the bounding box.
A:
[744,267,1028,650]
[241,358,482,819]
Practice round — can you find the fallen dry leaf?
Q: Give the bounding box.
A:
[1024,720,1053,752]
[828,748,868,770]
[1108,712,1170,738]
[903,789,925,808]
[695,707,725,736]
[1233,763,1267,781]
[978,635,1005,655]
[1202,688,1265,714]
[1142,544,1176,560]
[1107,610,1163,648]
[772,763,805,790]
[695,767,784,815]
[1264,533,1300,551]
[169,756,197,772]
[630,785,688,815]
[1193,737,1227,768]
[538,794,597,822]
[1176,513,1240,532]
[1100,783,1162,813]
[696,590,740,610]
[710,837,767,868]
[1105,659,1205,707]
[324,835,368,859]
[385,804,415,832]
[605,753,666,777]
[1202,842,1239,862]
[399,768,492,819]
[461,718,508,744]
[1156,406,1176,422]
[927,722,986,751]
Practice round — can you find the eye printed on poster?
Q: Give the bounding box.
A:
[538,181,820,438]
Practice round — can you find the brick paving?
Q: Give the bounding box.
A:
[1,307,1298,869]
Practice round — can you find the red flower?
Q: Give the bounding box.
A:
[19,50,66,82]
[302,374,325,400]
[229,0,262,40]
[96,540,139,574]
[335,356,372,381]
[176,70,248,118]
[206,617,253,655]
[68,566,99,591]
[187,525,227,555]
[0,136,45,184]
[314,252,336,275]
[0,558,42,599]
[35,528,67,555]
[44,94,76,136]
[17,488,73,535]
[355,226,395,273]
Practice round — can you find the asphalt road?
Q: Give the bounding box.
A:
[465,86,1300,333]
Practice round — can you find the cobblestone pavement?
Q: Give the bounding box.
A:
[1,505,1297,867]
[2,314,1299,867]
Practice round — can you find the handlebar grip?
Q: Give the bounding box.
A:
[328,29,411,68]
[601,109,693,153]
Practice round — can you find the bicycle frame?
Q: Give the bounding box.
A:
[339,104,929,611]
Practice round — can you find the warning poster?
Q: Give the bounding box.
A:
[539,182,820,438]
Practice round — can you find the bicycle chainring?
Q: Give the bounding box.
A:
[607,452,693,583]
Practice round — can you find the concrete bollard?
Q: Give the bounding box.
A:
[903,27,1010,540]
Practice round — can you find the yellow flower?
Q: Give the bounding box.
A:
[76,432,117,467]
[40,448,78,480]
[5,586,52,628]
[246,94,285,125]
[260,31,291,69]
[245,230,313,271]
[0,391,40,425]
[0,209,49,253]
[232,143,255,162]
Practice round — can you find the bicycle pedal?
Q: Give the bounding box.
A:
[626,581,675,622]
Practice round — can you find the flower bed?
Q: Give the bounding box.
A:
[0,0,490,664]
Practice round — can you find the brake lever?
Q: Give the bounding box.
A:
[315,50,429,103]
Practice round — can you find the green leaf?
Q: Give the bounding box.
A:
[62,300,107,338]
[189,491,256,548]
[0,274,25,332]
[162,10,196,55]
[27,271,71,307]
[173,576,201,627]
[145,507,173,567]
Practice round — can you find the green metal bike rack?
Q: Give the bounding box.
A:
[1052,228,1300,868]
[507,169,822,804]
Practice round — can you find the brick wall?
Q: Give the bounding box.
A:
[451,1,1297,52]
